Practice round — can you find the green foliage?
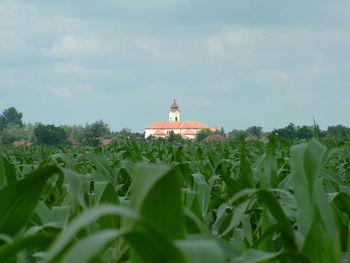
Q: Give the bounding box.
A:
[246,126,263,137]
[0,137,349,262]
[326,125,350,138]
[84,120,111,139]
[230,129,247,140]
[0,124,34,144]
[274,123,320,140]
[34,124,69,145]
[0,107,23,131]
[196,128,212,142]
[167,131,183,142]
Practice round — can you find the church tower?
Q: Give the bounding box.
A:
[169,99,180,122]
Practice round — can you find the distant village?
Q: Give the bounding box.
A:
[1,101,349,147]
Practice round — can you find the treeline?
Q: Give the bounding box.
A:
[0,107,349,145]
[230,123,350,140]
[0,107,141,146]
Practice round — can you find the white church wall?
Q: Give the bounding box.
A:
[145,129,156,138]
[169,111,180,122]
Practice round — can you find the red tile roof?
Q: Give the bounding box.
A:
[12,140,32,146]
[181,129,196,135]
[154,129,167,136]
[203,134,226,142]
[209,128,217,132]
[95,137,114,145]
[68,137,81,145]
[170,99,179,112]
[146,121,208,129]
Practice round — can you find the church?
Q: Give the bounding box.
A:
[145,100,216,139]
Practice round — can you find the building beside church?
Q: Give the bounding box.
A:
[145,100,216,139]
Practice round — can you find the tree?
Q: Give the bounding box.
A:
[0,107,23,131]
[274,123,297,139]
[245,126,263,137]
[196,128,212,142]
[0,124,32,144]
[296,125,313,139]
[326,125,350,138]
[34,124,68,145]
[230,129,247,140]
[84,120,111,139]
[118,128,132,138]
[220,126,225,135]
[167,131,183,142]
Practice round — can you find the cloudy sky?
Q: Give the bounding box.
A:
[1,0,349,132]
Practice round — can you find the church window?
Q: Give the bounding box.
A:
[175,117,178,121]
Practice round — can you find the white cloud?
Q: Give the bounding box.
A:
[0,30,29,51]
[255,69,289,82]
[0,78,21,89]
[310,53,340,75]
[46,35,108,56]
[131,37,169,58]
[48,84,94,98]
[206,35,224,53]
[53,62,111,76]
[49,87,72,97]
[75,84,93,93]
[206,27,265,53]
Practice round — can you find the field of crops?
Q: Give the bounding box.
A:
[0,137,350,263]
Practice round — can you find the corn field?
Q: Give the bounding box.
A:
[0,137,350,262]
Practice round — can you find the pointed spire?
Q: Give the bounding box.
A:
[170,99,179,111]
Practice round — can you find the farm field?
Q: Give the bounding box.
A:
[0,137,350,263]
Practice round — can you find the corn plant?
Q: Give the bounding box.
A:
[0,137,349,262]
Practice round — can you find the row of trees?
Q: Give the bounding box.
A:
[0,107,138,145]
[230,123,350,141]
[1,107,350,145]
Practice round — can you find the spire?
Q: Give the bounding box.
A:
[169,99,181,121]
[170,99,179,112]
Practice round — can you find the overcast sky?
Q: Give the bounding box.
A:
[1,0,349,132]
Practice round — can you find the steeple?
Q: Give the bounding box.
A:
[169,99,180,122]
[170,99,179,111]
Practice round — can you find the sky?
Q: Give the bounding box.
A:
[0,0,349,132]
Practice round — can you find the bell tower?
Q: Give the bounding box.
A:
[169,99,180,122]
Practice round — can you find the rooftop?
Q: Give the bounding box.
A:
[146,121,208,130]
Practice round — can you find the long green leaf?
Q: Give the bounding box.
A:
[59,230,121,263]
[132,164,185,240]
[0,165,61,236]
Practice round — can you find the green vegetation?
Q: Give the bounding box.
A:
[1,107,350,145]
[34,124,69,146]
[0,136,350,262]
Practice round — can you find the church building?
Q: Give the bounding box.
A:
[145,100,216,139]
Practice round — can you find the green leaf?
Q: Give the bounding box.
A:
[0,153,17,188]
[238,140,253,188]
[290,139,339,262]
[232,249,280,263]
[302,211,339,263]
[86,153,115,184]
[0,165,61,236]
[0,234,54,262]
[125,230,185,263]
[44,205,140,262]
[256,189,296,250]
[262,135,277,188]
[132,164,185,240]
[97,183,120,229]
[59,230,121,263]
[177,237,225,263]
[330,192,350,217]
[232,249,310,263]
